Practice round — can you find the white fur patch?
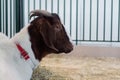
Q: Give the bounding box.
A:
[0,25,39,80]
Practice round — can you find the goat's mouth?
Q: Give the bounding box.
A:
[57,46,73,54]
[64,49,73,53]
[65,47,73,53]
[65,44,73,53]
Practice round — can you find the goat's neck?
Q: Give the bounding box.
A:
[11,24,39,69]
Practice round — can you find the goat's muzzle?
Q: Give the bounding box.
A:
[57,43,73,53]
[65,44,73,53]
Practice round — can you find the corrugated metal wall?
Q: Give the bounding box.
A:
[0,0,24,37]
[23,0,120,45]
[0,0,120,45]
[1,0,15,37]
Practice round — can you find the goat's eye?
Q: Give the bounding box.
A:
[54,25,61,31]
[56,25,59,28]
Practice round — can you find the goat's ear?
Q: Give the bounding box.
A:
[39,21,58,52]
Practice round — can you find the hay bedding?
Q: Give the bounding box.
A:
[31,55,120,80]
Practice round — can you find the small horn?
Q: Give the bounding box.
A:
[29,10,52,19]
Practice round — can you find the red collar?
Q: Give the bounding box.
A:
[16,44,30,60]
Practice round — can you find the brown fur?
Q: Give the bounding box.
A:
[28,13,73,61]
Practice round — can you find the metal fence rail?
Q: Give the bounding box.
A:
[1,0,15,37]
[0,0,24,37]
[0,0,120,45]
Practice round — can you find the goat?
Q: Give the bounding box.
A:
[0,10,73,80]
